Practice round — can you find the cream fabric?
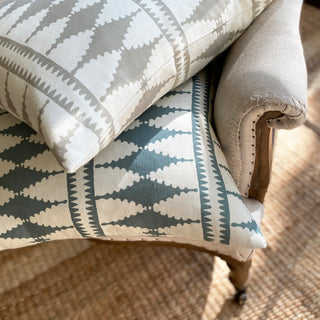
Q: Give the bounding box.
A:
[213,0,307,196]
[0,71,266,261]
[0,0,272,172]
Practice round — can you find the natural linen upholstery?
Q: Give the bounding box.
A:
[0,71,266,260]
[214,0,307,196]
[0,0,272,172]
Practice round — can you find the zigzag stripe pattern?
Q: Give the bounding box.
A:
[202,73,231,245]
[67,165,103,238]
[191,73,214,241]
[83,160,105,237]
[0,36,113,136]
[67,172,89,238]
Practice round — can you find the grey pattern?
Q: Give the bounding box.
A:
[0,0,272,172]
[46,0,106,55]
[72,9,138,75]
[0,37,113,135]
[26,0,79,43]
[133,0,191,86]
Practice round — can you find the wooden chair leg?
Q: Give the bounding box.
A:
[225,257,252,304]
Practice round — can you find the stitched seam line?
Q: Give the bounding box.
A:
[235,98,306,193]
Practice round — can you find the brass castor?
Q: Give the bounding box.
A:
[234,288,247,305]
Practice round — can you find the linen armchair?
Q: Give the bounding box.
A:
[0,0,307,305]
[211,0,307,302]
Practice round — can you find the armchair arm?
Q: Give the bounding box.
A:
[213,0,307,198]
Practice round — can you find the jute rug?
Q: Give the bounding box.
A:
[0,4,319,320]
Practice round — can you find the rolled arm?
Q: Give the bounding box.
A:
[213,0,307,197]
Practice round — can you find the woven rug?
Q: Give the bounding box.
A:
[0,4,319,320]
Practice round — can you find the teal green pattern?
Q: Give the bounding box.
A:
[0,113,70,243]
[0,70,265,252]
[191,73,214,241]
[83,160,105,237]
[202,75,231,246]
[67,172,89,238]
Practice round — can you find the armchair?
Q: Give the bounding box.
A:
[0,0,307,305]
[212,0,307,301]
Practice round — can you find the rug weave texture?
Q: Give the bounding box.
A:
[0,4,319,320]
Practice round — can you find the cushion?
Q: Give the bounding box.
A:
[0,70,266,259]
[0,0,272,172]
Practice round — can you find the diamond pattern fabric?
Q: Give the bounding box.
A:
[0,70,266,258]
[0,0,272,172]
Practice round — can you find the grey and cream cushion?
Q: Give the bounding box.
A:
[0,0,272,172]
[0,70,266,259]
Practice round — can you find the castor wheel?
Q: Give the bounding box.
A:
[234,288,247,305]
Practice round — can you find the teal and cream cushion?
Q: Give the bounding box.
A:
[0,71,266,259]
[0,0,273,172]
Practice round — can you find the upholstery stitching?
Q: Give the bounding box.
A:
[235,97,306,194]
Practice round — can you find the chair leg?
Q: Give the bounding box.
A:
[225,257,252,304]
